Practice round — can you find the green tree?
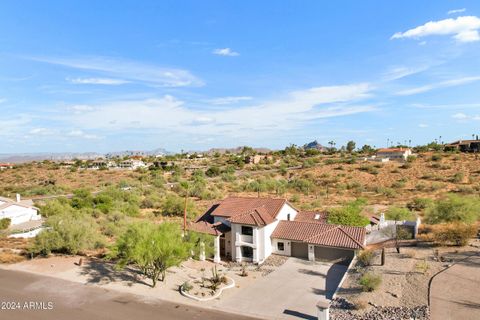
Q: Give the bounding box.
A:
[385,206,414,222]
[346,140,356,153]
[327,199,369,227]
[111,222,191,287]
[425,194,480,224]
[360,144,375,154]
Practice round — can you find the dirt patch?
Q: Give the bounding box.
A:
[336,240,480,314]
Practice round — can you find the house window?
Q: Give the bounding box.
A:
[241,226,253,236]
[241,246,253,258]
[287,214,291,221]
[277,242,285,251]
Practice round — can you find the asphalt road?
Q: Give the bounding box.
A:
[0,269,261,320]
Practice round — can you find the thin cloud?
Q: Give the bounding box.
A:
[396,76,480,96]
[391,16,480,43]
[67,77,130,85]
[212,48,239,56]
[28,55,204,87]
[382,65,430,81]
[207,96,252,105]
[448,8,466,15]
[66,84,375,138]
[67,129,101,140]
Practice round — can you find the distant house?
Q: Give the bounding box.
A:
[90,159,115,169]
[0,195,41,225]
[445,139,480,153]
[0,163,14,170]
[189,197,365,264]
[119,159,147,170]
[245,154,273,165]
[376,148,412,162]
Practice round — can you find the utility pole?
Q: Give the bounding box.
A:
[183,188,188,235]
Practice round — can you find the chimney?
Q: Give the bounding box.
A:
[16,194,21,202]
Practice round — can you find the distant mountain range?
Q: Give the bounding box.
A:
[0,148,171,163]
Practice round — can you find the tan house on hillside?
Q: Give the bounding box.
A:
[376,148,412,161]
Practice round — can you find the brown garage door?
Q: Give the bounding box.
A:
[291,242,309,259]
[314,246,354,262]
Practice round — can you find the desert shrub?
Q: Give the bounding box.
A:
[290,194,300,203]
[431,223,476,246]
[0,218,11,230]
[357,250,374,266]
[359,165,378,175]
[391,180,405,189]
[385,206,414,222]
[358,273,381,292]
[451,172,464,183]
[327,198,369,227]
[38,198,75,217]
[180,281,193,292]
[425,194,480,224]
[415,260,430,274]
[407,198,433,211]
[30,213,104,256]
[205,166,221,177]
[0,250,25,264]
[288,178,314,195]
[406,155,417,162]
[161,194,197,218]
[431,154,442,162]
[456,185,474,194]
[375,187,395,197]
[400,162,412,169]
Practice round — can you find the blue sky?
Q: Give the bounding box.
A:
[1,1,480,153]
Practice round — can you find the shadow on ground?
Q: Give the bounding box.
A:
[79,259,151,287]
[309,262,349,299]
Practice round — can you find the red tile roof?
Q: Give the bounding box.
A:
[187,220,231,236]
[210,197,287,219]
[294,211,328,224]
[187,221,220,236]
[228,207,275,226]
[271,220,365,249]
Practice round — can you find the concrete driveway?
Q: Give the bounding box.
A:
[430,252,480,320]
[215,258,348,320]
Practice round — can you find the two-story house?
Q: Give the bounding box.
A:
[189,197,365,264]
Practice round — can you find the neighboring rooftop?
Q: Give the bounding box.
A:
[294,211,328,224]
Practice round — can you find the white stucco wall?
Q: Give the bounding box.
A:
[271,239,292,256]
[230,202,298,263]
[0,205,41,225]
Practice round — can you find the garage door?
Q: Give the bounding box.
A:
[314,246,354,262]
[291,242,309,259]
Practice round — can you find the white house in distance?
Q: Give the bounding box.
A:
[0,195,42,234]
[375,148,412,162]
[189,197,365,264]
[118,159,147,170]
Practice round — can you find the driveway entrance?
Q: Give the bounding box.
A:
[430,252,480,320]
[215,257,348,319]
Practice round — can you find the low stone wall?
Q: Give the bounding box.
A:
[330,298,429,320]
[180,276,235,302]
